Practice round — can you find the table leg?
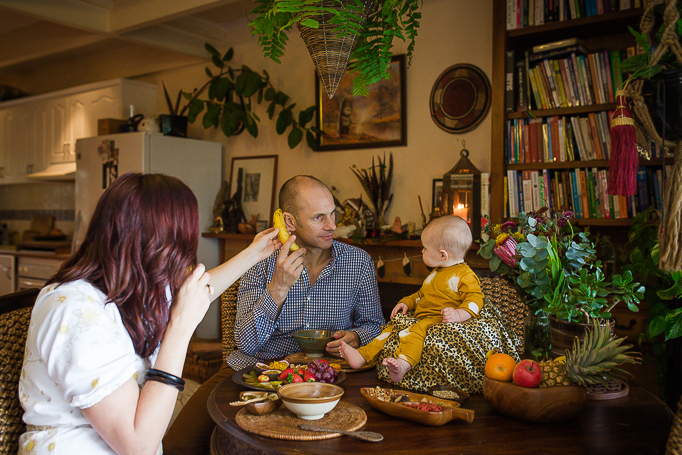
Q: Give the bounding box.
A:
[210,426,270,455]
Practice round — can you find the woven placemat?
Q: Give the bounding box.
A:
[235,400,366,441]
[285,351,376,373]
[586,379,629,401]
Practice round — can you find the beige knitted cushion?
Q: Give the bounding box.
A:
[0,307,31,455]
[220,280,240,359]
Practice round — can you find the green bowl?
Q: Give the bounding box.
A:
[293,330,333,358]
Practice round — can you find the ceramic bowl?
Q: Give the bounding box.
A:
[482,376,586,422]
[427,385,470,405]
[239,391,281,416]
[293,329,334,358]
[278,382,344,420]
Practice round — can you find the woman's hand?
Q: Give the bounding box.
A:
[390,302,408,319]
[169,263,212,338]
[250,227,283,262]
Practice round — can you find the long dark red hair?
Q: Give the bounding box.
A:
[50,173,199,358]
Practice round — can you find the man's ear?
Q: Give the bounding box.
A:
[283,212,296,233]
[439,249,449,262]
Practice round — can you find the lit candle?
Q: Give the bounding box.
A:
[452,203,469,223]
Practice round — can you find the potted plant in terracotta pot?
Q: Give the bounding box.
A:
[479,209,645,359]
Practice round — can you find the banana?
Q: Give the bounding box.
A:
[273,209,299,252]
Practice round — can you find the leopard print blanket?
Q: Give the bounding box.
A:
[376,300,522,394]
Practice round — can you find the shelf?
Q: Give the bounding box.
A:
[507,8,644,39]
[507,103,617,119]
[506,156,673,170]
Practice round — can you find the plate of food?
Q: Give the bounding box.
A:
[360,386,474,426]
[234,360,346,392]
[427,385,470,406]
[285,351,376,373]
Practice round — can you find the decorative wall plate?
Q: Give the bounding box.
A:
[430,64,491,133]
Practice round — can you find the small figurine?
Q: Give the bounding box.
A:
[391,216,403,234]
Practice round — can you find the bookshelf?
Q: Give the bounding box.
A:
[490,2,669,227]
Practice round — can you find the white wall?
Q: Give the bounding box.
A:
[136,0,493,227]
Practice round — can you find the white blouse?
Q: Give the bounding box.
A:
[18,280,160,455]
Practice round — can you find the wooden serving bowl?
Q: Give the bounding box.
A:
[482,376,586,423]
[239,391,282,416]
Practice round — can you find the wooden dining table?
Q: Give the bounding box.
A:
[207,367,674,455]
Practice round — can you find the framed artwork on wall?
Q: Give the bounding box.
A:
[228,155,278,225]
[432,178,443,212]
[315,54,407,151]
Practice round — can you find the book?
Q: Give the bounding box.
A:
[599,169,611,218]
[519,171,527,213]
[528,44,591,63]
[515,59,529,111]
[505,50,516,112]
[523,170,534,212]
[567,56,585,105]
[587,113,603,159]
[560,59,577,106]
[580,169,590,218]
[528,67,544,109]
[532,38,587,53]
[571,170,582,217]
[507,0,519,29]
[553,59,569,107]
[636,167,650,212]
[558,117,567,161]
[531,170,541,211]
[508,170,518,217]
[542,122,550,162]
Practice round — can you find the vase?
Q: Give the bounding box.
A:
[160,114,188,137]
[523,311,550,360]
[548,315,615,359]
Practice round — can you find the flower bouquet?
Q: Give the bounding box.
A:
[479,209,645,359]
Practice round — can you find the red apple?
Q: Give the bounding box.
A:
[512,359,542,388]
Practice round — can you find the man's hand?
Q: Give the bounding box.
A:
[267,235,305,307]
[325,330,360,357]
[390,302,409,319]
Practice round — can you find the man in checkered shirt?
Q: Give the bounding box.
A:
[164,175,384,455]
[225,175,384,369]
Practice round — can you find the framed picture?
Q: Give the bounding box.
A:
[432,178,443,212]
[229,155,278,225]
[315,54,407,151]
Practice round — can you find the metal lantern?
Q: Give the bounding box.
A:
[440,141,482,240]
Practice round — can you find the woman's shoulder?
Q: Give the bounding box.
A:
[34,280,108,316]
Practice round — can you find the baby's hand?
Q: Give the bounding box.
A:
[390,302,409,319]
[441,307,458,323]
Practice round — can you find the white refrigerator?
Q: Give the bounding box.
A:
[75,132,223,337]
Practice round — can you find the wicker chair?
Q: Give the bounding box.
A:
[0,288,39,455]
[220,280,240,360]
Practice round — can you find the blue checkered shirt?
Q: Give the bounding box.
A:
[226,241,385,370]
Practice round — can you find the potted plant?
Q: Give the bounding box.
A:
[619,206,682,409]
[162,43,320,148]
[479,209,645,359]
[248,0,422,96]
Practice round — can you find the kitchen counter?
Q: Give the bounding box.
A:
[0,247,70,260]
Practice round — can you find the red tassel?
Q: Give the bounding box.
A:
[607,90,638,196]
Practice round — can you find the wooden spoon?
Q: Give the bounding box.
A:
[298,423,384,442]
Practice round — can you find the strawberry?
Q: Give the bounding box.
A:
[297,368,305,377]
[317,359,329,365]
[279,368,294,380]
[290,373,303,383]
[303,370,316,382]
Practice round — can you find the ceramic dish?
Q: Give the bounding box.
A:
[278,382,344,420]
[293,330,334,358]
[239,391,282,416]
[360,387,474,426]
[427,385,470,405]
[234,366,346,392]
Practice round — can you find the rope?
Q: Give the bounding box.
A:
[626,0,682,271]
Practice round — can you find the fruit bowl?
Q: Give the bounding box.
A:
[482,376,586,423]
[293,329,334,358]
[277,382,344,420]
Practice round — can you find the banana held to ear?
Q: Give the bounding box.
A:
[273,209,299,252]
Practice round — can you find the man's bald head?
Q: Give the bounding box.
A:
[278,175,330,216]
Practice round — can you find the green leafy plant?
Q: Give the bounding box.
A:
[619,207,682,395]
[479,209,645,322]
[248,0,422,96]
[162,43,320,149]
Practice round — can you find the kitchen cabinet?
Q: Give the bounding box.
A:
[0,79,158,184]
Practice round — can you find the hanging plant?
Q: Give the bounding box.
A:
[163,43,320,149]
[248,0,422,97]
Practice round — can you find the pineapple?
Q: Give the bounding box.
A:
[539,320,641,388]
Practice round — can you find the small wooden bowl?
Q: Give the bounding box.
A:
[482,377,586,423]
[239,391,281,416]
[427,385,469,406]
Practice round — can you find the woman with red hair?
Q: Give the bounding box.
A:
[18,173,282,455]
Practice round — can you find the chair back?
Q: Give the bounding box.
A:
[220,280,240,359]
[0,288,39,455]
[480,277,527,349]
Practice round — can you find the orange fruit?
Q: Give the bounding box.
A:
[485,353,517,382]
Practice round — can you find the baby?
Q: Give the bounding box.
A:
[340,215,484,383]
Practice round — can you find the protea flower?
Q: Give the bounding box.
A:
[494,234,518,268]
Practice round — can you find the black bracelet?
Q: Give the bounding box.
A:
[145,369,185,392]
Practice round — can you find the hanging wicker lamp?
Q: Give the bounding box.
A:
[297,0,376,99]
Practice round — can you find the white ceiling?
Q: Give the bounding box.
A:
[0,0,256,96]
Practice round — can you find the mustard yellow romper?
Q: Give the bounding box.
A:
[358,263,484,367]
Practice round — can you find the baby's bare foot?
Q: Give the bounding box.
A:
[382,357,412,383]
[338,341,367,369]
